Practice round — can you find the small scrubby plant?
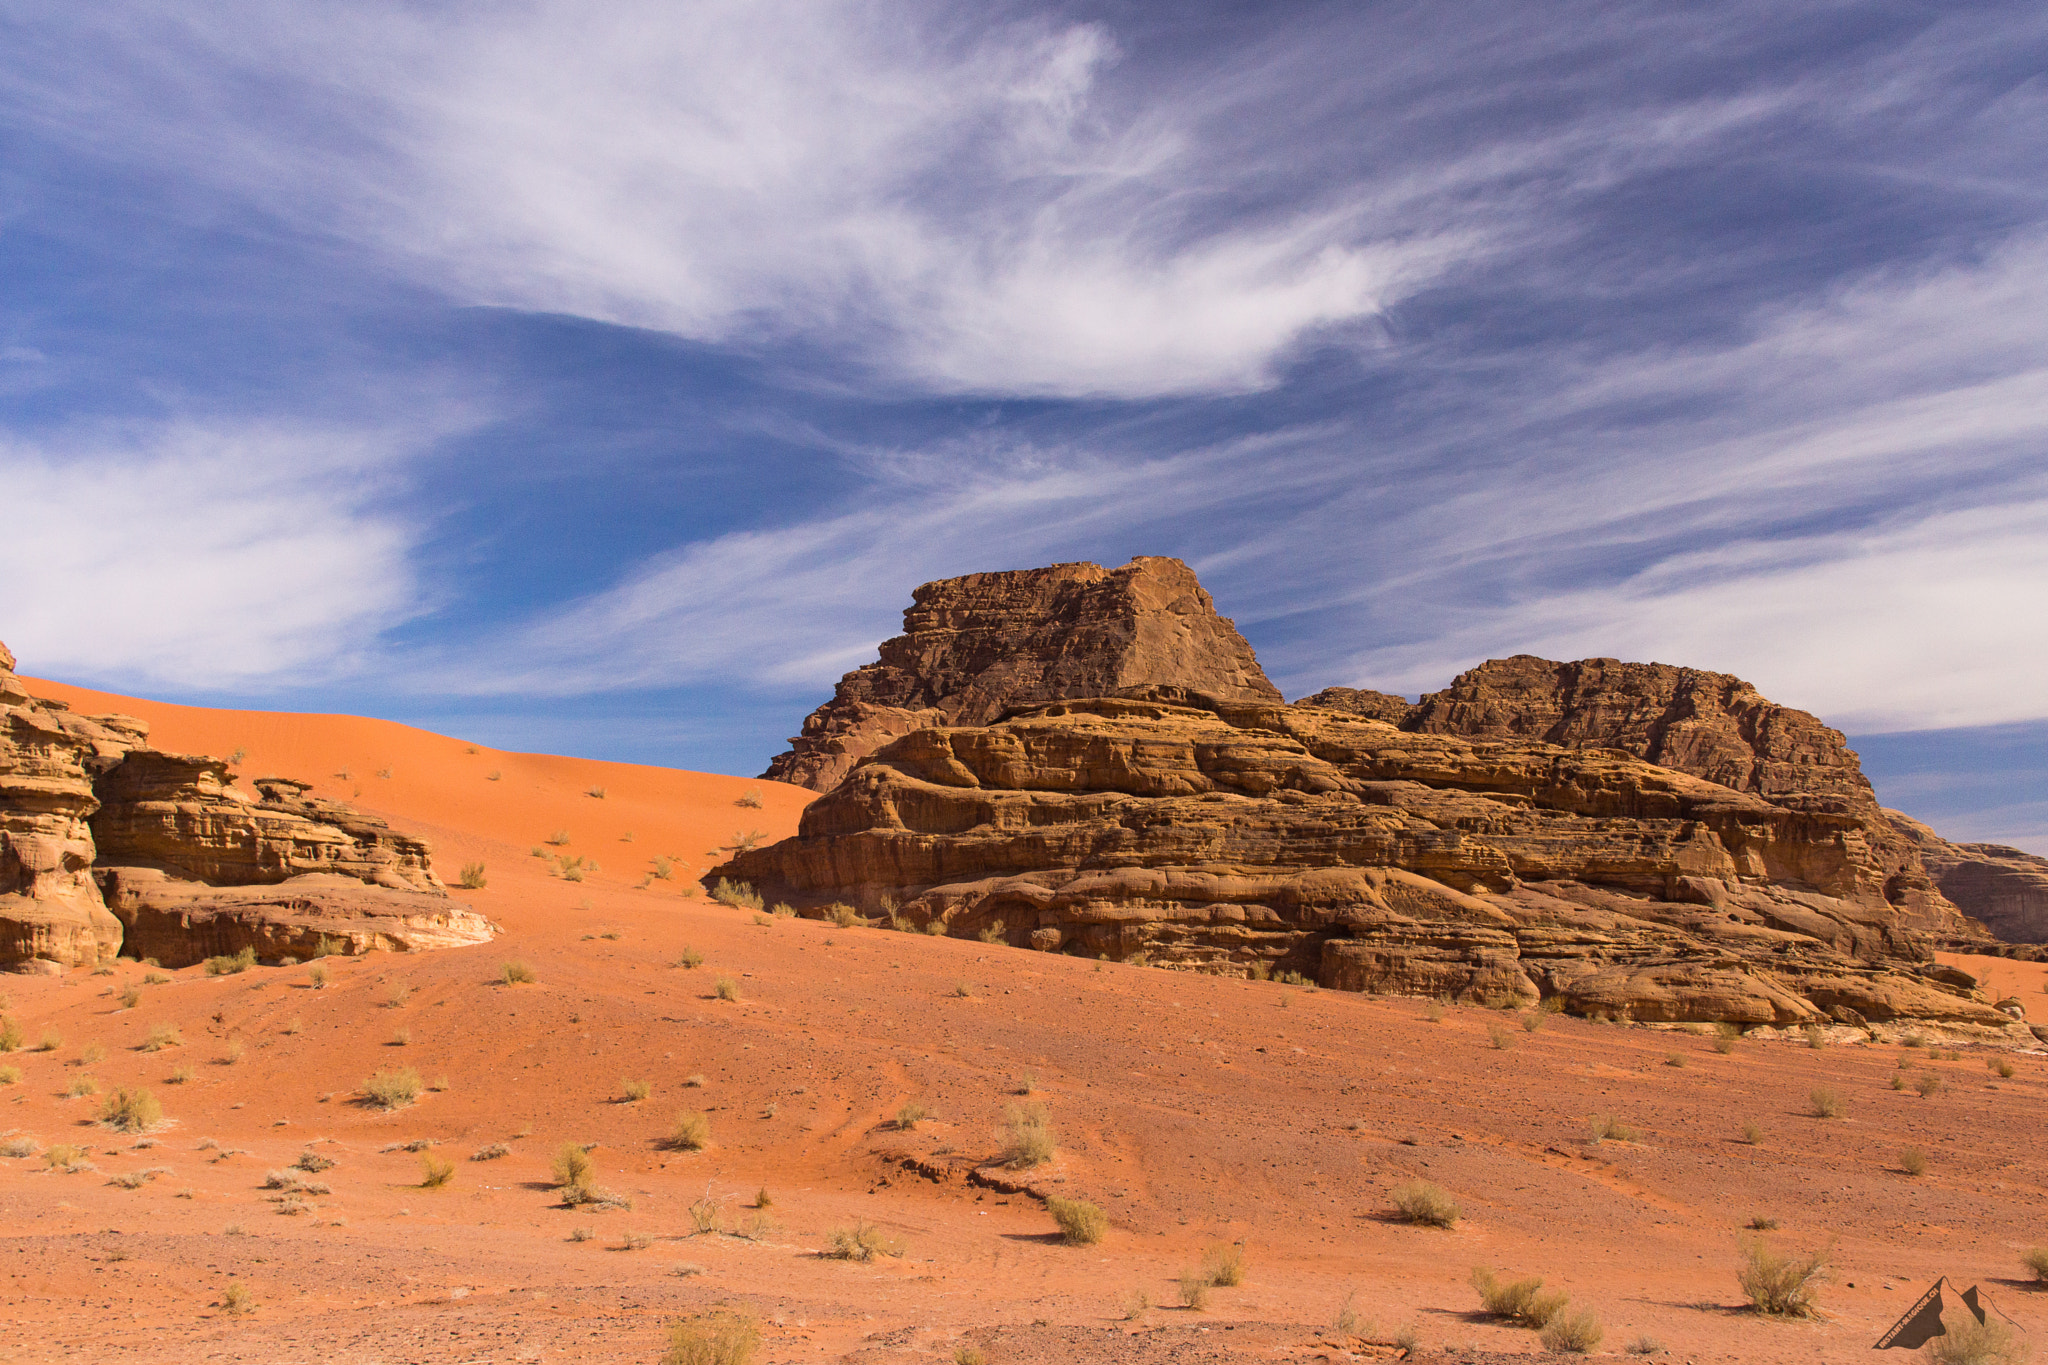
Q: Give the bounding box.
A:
[1809,1087,1842,1118]
[1540,1307,1605,1354]
[419,1152,455,1188]
[710,879,763,911]
[362,1067,424,1110]
[458,862,487,889]
[1471,1266,1569,1327]
[1590,1114,1637,1142]
[1914,1072,1943,1098]
[97,1087,163,1134]
[667,1110,711,1151]
[1002,1102,1055,1169]
[501,960,536,985]
[661,1310,760,1365]
[825,1220,902,1261]
[1391,1180,1460,1228]
[552,1142,595,1193]
[1048,1197,1107,1246]
[674,947,703,969]
[2020,1247,2048,1284]
[141,1023,184,1052]
[1900,1146,1928,1176]
[895,1100,930,1131]
[204,947,256,976]
[1178,1270,1210,1311]
[1737,1238,1828,1317]
[1202,1242,1247,1286]
[714,977,740,1002]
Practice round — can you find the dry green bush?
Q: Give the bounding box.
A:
[667,1110,711,1151]
[1900,1147,1928,1176]
[552,1142,595,1192]
[1915,1072,1943,1098]
[1920,1315,2028,1365]
[977,919,1007,945]
[621,1079,652,1102]
[546,829,572,846]
[1990,1057,2016,1079]
[954,1348,986,1365]
[1202,1242,1248,1286]
[204,947,256,976]
[0,1015,22,1052]
[140,1022,184,1052]
[0,1066,17,1086]
[2020,1247,2048,1283]
[661,1310,760,1365]
[895,1100,930,1131]
[1470,1267,1569,1327]
[674,947,704,969]
[362,1067,424,1110]
[1737,1239,1828,1316]
[1048,1197,1107,1245]
[144,970,170,984]
[1664,1052,1686,1067]
[471,1142,510,1161]
[1802,1025,1827,1049]
[620,1228,650,1250]
[1391,1180,1461,1228]
[1520,1010,1546,1034]
[97,1087,162,1133]
[36,1027,60,1052]
[1,1135,37,1158]
[569,1225,594,1242]
[458,862,487,889]
[66,1074,100,1097]
[711,879,763,910]
[294,1150,335,1173]
[587,786,606,800]
[501,960,536,985]
[1590,1114,1637,1142]
[1422,1000,1445,1023]
[1003,1102,1056,1169]
[220,1281,255,1316]
[1121,1287,1150,1320]
[825,1220,903,1261]
[118,984,141,1010]
[419,1152,455,1188]
[1809,1087,1842,1118]
[1539,1308,1606,1354]
[43,1144,90,1172]
[1488,1024,1514,1050]
[1746,1214,1779,1230]
[714,977,740,1002]
[1178,1270,1210,1311]
[1714,1023,1741,1053]
[687,1196,721,1234]
[307,963,328,990]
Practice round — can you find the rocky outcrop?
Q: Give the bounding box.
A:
[0,639,487,970]
[1296,686,1412,725]
[764,557,1281,791]
[720,689,2018,1033]
[1304,656,1970,938]
[1888,811,2048,944]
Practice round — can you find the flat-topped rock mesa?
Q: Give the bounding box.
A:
[720,564,2029,1035]
[0,641,491,971]
[763,556,1281,791]
[1888,809,2048,946]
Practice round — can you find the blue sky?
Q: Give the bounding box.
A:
[4,1,2046,851]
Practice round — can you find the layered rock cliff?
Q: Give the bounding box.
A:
[764,557,1281,791]
[723,563,2031,1033]
[1888,810,2048,944]
[0,640,489,970]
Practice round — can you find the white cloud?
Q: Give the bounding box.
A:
[0,420,426,689]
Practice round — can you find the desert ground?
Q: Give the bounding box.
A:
[1,678,2043,1364]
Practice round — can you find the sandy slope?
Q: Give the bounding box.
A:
[0,679,2043,1364]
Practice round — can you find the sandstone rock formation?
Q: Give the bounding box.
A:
[764,557,1281,791]
[1888,810,2048,944]
[721,689,2017,1032]
[0,640,489,970]
[1304,656,1972,938]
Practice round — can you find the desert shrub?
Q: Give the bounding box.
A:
[2020,1247,2048,1283]
[1921,1315,2028,1365]
[1737,1238,1828,1316]
[471,1142,510,1161]
[1892,1074,1908,1091]
[685,1073,706,1088]
[569,1225,594,1242]
[587,785,606,799]
[307,963,328,990]
[1809,1087,1842,1118]
[1540,1308,1605,1354]
[1914,1072,1943,1097]
[661,1310,761,1365]
[978,919,1007,945]
[769,902,794,917]
[688,1196,721,1234]
[953,980,973,998]
[1625,1335,1667,1355]
[44,1144,90,1172]
[362,1067,424,1110]
[1121,1287,1150,1319]
[1746,1214,1779,1230]
[1714,1022,1741,1053]
[1003,1102,1056,1169]
[141,1023,184,1052]
[552,1142,595,1190]
[620,1228,651,1250]
[1903,1031,1926,1048]
[119,984,141,1010]
[37,1028,60,1052]
[79,1041,106,1065]
[1900,1147,1928,1176]
[501,960,536,985]
[714,977,740,1002]
[1471,1267,1568,1326]
[751,912,771,926]
[97,1087,162,1133]
[954,1349,986,1365]
[674,947,704,969]
[294,1150,336,1173]
[458,862,487,889]
[547,829,572,846]
[651,856,675,880]
[1,1136,37,1158]
[204,947,256,976]
[1048,1197,1107,1246]
[1741,1122,1763,1145]
[144,970,169,984]
[825,1220,902,1261]
[1802,1025,1827,1049]
[1178,1270,1210,1311]
[1990,1057,2016,1079]
[1202,1242,1247,1286]
[668,1110,711,1151]
[220,1281,255,1315]
[1664,1052,1686,1067]
[895,1100,930,1130]
[711,879,763,911]
[830,903,864,928]
[1333,1293,1366,1336]
[0,1066,16,1085]
[390,1027,411,1047]
[0,1015,22,1052]
[1489,1025,1514,1050]
[1590,1114,1637,1142]
[621,1078,652,1102]
[735,789,764,809]
[420,1152,455,1188]
[1391,1180,1460,1228]
[1520,1010,1546,1034]
[67,1074,100,1097]
[1423,1000,1445,1023]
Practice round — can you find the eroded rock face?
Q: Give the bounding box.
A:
[0,638,486,970]
[1888,810,2048,944]
[721,691,2015,1031]
[1320,655,1969,937]
[764,557,1281,791]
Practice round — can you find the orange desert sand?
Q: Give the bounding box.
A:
[2,678,2043,1364]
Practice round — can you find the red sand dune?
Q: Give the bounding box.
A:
[1,679,2043,1363]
